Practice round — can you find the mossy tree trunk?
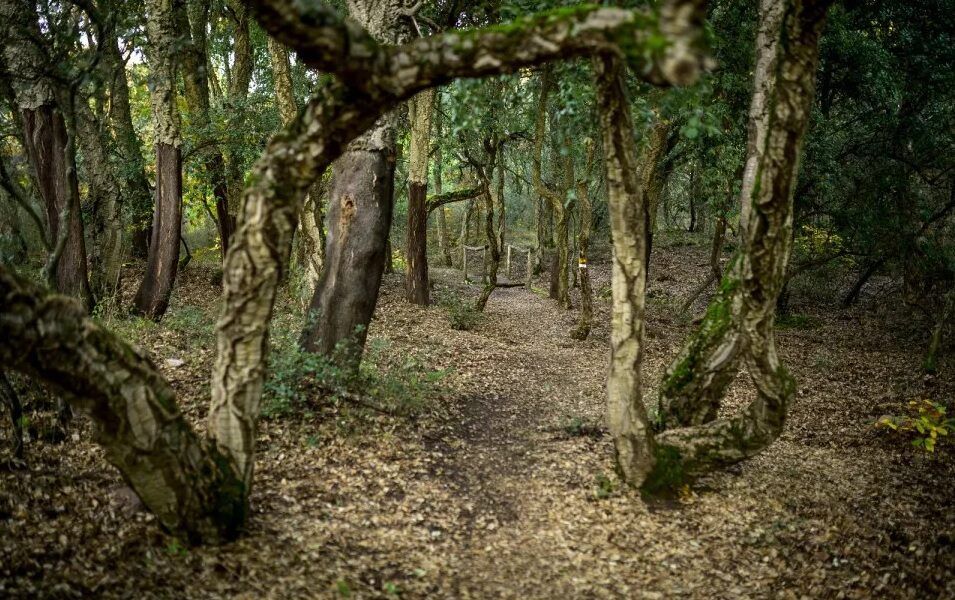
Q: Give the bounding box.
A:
[649,0,830,484]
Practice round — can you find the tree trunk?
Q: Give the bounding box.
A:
[101,3,153,259]
[570,142,595,340]
[651,0,829,485]
[532,68,571,308]
[179,0,233,260]
[594,55,655,486]
[223,0,254,240]
[433,94,454,268]
[2,1,93,310]
[405,88,434,305]
[300,129,396,364]
[134,0,183,320]
[0,371,23,459]
[268,37,325,289]
[76,101,125,304]
[0,265,244,543]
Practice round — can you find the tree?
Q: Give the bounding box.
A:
[1,0,94,311]
[635,0,829,488]
[405,88,435,305]
[298,0,406,365]
[133,0,183,319]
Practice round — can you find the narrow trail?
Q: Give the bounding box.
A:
[3,249,952,599]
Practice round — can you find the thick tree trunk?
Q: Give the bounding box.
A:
[594,55,655,486]
[405,89,434,305]
[134,0,183,320]
[134,144,183,318]
[76,101,125,303]
[300,136,395,363]
[0,265,244,542]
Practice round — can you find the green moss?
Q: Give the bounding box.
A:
[640,444,686,497]
[660,266,740,398]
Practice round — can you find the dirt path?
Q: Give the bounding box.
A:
[2,246,953,598]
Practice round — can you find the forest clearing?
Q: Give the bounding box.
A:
[1,0,953,597]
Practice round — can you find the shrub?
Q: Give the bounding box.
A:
[876,399,954,453]
[435,290,482,331]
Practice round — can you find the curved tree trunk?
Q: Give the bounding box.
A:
[649,0,829,486]
[134,0,183,320]
[0,265,245,542]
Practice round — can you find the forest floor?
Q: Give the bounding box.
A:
[1,235,954,599]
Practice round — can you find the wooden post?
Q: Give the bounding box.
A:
[526,247,533,290]
[506,245,513,278]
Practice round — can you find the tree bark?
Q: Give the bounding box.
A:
[76,100,125,304]
[594,55,656,486]
[134,0,183,320]
[299,0,405,366]
[405,88,434,305]
[0,265,244,542]
[268,37,326,290]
